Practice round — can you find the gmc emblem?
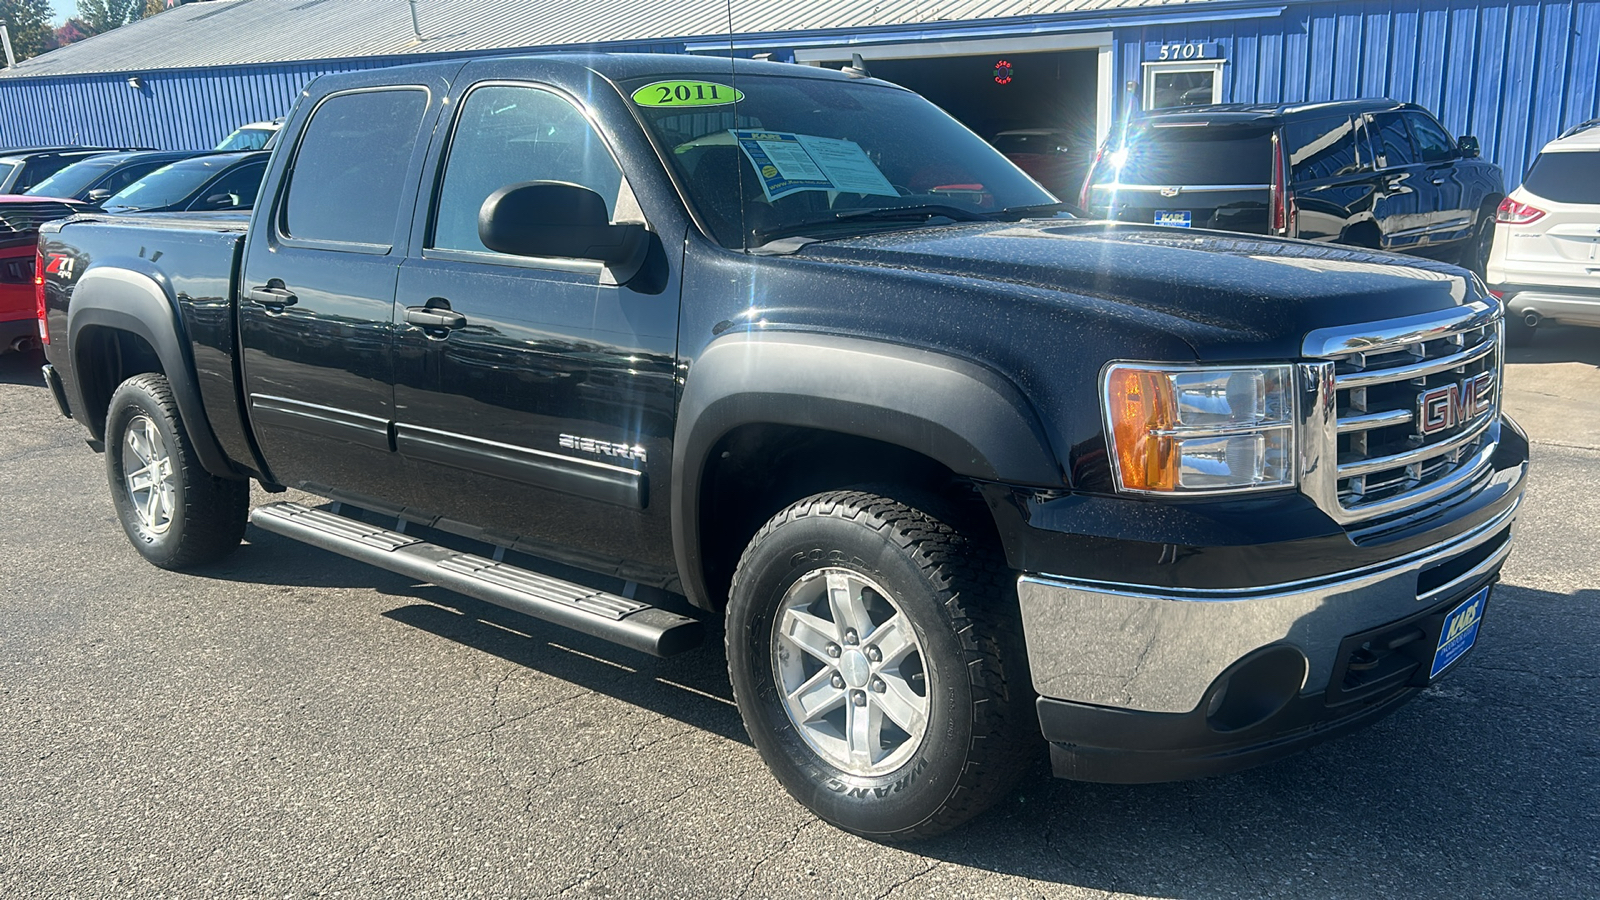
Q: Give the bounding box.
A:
[1417,372,1495,436]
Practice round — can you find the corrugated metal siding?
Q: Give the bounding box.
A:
[1118,0,1600,184]
[0,0,1226,79]
[0,44,685,150]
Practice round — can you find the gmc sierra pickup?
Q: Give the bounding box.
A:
[38,54,1527,839]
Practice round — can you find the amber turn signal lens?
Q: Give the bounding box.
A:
[1106,367,1177,491]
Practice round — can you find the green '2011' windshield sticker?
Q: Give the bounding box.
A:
[632,81,744,108]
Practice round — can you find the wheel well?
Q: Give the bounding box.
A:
[73,326,163,440]
[696,424,1001,610]
[1341,221,1382,249]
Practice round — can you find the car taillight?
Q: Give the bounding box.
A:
[34,247,48,345]
[1496,197,1545,224]
[1270,135,1294,236]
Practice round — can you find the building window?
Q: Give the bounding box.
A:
[1142,61,1224,110]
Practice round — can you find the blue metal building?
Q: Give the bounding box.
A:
[0,0,1594,186]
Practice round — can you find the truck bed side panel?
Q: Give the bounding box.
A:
[42,214,263,479]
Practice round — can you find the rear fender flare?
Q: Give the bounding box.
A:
[671,331,1062,609]
[67,262,240,479]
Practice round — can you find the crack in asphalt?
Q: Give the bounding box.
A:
[732,817,814,898]
[872,859,940,900]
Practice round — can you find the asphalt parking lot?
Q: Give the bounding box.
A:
[2,326,1597,899]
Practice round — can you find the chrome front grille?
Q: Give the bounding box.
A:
[1300,300,1504,525]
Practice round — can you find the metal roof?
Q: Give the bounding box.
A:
[0,0,1232,80]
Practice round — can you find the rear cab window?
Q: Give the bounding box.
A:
[1103,123,1274,185]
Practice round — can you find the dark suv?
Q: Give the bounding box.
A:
[1080,100,1504,272]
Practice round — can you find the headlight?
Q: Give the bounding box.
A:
[1102,363,1296,494]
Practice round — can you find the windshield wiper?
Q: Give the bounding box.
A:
[752,203,993,244]
[997,201,1085,219]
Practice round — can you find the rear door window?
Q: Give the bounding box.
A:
[282,88,430,248]
[1116,125,1274,185]
[1521,151,1600,204]
[1286,116,1363,181]
[1370,113,1417,167]
[1405,113,1457,163]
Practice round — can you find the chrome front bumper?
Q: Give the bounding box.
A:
[1016,493,1520,715]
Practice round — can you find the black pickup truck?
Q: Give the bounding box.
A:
[38,54,1527,839]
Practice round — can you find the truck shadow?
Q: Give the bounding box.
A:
[911,580,1600,898]
[1505,322,1600,367]
[206,530,1595,897]
[207,525,750,747]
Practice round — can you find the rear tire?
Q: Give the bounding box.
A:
[105,373,249,570]
[725,489,1036,840]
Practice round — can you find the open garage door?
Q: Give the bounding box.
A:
[795,34,1113,202]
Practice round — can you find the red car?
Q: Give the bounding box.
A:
[0,197,84,354]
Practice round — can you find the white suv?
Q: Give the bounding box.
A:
[1487,120,1600,335]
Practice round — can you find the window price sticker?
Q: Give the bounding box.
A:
[731,130,898,201]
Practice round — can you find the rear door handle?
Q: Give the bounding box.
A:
[247,280,297,308]
[405,306,466,330]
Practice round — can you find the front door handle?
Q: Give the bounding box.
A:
[247,280,297,308]
[405,306,466,330]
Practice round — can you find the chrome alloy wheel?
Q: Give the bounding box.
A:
[771,568,931,776]
[122,413,177,534]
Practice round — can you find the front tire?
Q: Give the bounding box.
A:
[1459,211,1495,276]
[105,373,249,569]
[725,490,1036,840]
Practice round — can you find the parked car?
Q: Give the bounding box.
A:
[0,197,84,354]
[1080,99,1504,272]
[40,55,1524,839]
[990,128,1089,201]
[0,146,147,194]
[1487,120,1600,335]
[23,150,212,207]
[100,151,270,214]
[215,119,283,151]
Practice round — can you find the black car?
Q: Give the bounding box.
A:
[24,150,212,207]
[100,150,270,213]
[1080,99,1504,271]
[0,146,149,194]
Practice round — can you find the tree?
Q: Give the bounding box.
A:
[75,0,141,35]
[0,0,55,62]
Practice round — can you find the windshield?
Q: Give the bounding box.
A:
[216,126,273,151]
[103,159,226,211]
[25,158,120,199]
[1098,124,1274,186]
[1522,150,1600,204]
[626,73,1057,248]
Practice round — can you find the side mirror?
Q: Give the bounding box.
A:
[1458,136,1481,158]
[85,188,112,204]
[479,181,647,276]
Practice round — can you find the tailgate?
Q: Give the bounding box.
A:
[1086,123,1274,233]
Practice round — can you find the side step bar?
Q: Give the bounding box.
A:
[249,502,703,657]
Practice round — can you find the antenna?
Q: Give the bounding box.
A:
[842,53,871,78]
[0,24,17,69]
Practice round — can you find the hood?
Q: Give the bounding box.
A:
[795,220,1485,360]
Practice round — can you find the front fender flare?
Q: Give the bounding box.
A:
[67,263,240,479]
[671,331,1061,609]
